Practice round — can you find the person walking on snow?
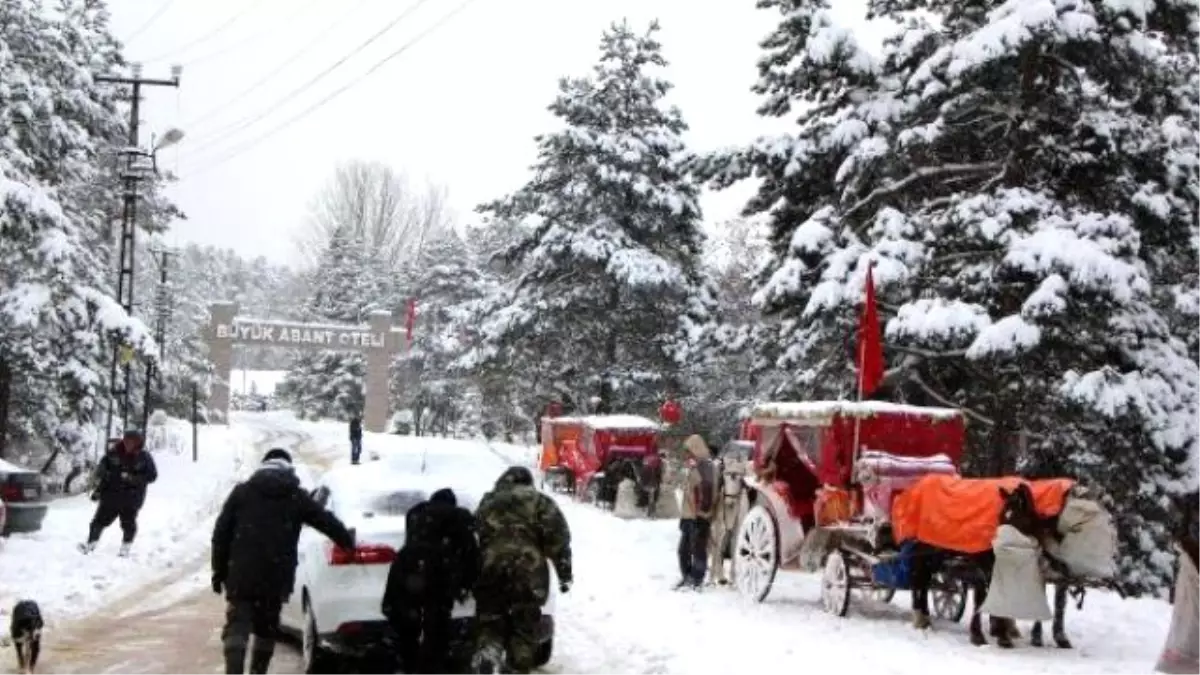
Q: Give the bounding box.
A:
[211,448,356,675]
[382,487,480,673]
[349,415,363,465]
[675,434,715,590]
[472,466,572,674]
[79,429,158,557]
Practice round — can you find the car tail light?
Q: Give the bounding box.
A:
[336,622,365,636]
[0,484,21,502]
[327,542,396,565]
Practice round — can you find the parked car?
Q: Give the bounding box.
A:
[281,464,558,673]
[0,459,49,536]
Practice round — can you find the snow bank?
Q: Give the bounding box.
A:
[230,369,288,395]
[0,419,257,624]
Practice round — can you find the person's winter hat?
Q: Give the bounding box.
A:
[496,466,534,488]
[430,488,456,506]
[123,428,144,439]
[262,448,293,465]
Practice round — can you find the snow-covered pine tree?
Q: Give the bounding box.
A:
[0,0,156,468]
[280,225,387,421]
[476,19,712,416]
[700,0,1198,592]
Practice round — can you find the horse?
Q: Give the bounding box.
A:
[707,456,748,585]
[908,482,1045,647]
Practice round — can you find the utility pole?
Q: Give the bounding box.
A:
[141,247,174,431]
[95,63,181,444]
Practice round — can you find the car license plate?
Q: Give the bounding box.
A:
[23,488,36,499]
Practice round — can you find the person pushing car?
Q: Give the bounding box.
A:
[210,448,356,674]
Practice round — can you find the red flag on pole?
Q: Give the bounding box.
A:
[405,298,417,347]
[857,262,885,398]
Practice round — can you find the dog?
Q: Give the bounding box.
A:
[9,600,43,674]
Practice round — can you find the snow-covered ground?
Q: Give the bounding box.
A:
[252,413,1173,674]
[0,417,259,625]
[230,368,288,395]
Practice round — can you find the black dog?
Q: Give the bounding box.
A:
[9,600,42,674]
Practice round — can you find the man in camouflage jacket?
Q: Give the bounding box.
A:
[472,466,572,674]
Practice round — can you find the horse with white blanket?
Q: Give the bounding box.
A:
[981,485,1121,649]
[706,454,749,585]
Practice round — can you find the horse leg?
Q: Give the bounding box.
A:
[970,581,991,646]
[1031,617,1045,647]
[910,548,933,630]
[707,520,725,585]
[1052,584,1073,649]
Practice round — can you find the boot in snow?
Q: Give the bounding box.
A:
[224,647,246,674]
[118,542,131,557]
[248,647,273,674]
[77,541,96,554]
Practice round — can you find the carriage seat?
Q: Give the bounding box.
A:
[856,450,957,522]
[771,480,814,521]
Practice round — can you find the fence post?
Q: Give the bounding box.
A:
[192,381,199,462]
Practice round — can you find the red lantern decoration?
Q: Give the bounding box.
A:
[659,399,682,425]
[546,401,563,418]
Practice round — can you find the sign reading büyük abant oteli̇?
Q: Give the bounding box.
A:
[214,320,386,349]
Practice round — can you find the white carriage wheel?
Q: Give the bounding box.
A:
[732,504,779,603]
[931,571,968,622]
[822,550,852,617]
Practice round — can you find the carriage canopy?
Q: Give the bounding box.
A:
[747,400,966,487]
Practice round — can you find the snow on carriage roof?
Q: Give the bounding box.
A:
[545,414,660,430]
[750,400,962,421]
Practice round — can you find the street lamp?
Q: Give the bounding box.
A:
[152,128,184,152]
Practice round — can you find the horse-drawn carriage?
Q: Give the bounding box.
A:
[538,414,665,517]
[726,400,968,612]
[721,399,1120,648]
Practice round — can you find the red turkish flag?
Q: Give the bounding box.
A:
[405,298,417,347]
[857,262,885,398]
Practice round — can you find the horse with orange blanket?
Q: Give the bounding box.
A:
[892,474,1076,647]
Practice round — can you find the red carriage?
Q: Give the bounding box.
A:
[538,414,664,516]
[727,400,970,616]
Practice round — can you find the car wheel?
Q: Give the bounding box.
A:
[533,638,552,667]
[302,597,335,674]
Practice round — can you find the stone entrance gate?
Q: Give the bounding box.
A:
[205,302,402,432]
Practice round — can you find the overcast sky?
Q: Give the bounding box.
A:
[108,0,887,266]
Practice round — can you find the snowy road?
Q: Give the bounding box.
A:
[12,413,1175,674]
[22,425,317,674]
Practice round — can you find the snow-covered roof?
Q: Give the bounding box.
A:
[749,400,962,423]
[0,458,34,474]
[543,414,661,431]
[580,414,660,431]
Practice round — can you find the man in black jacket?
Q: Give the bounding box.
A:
[79,429,158,557]
[349,416,363,465]
[382,488,480,674]
[211,448,356,674]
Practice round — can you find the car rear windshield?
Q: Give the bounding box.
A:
[349,489,427,517]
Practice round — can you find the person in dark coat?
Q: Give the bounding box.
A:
[211,448,356,674]
[382,487,480,673]
[349,416,364,465]
[79,429,158,556]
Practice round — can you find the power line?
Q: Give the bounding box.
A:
[185,0,433,147]
[141,0,267,64]
[181,0,323,68]
[181,0,373,131]
[185,0,479,177]
[123,0,179,45]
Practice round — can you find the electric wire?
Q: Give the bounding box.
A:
[123,0,179,45]
[185,0,479,177]
[181,0,323,68]
[181,0,373,132]
[141,0,268,64]
[185,0,433,147]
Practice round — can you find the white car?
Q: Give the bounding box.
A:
[282,463,558,672]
